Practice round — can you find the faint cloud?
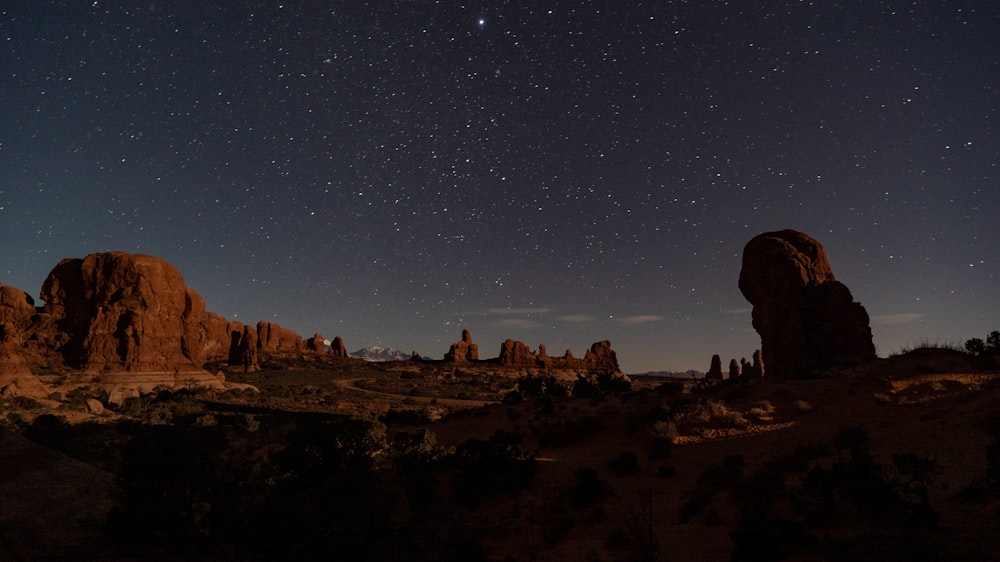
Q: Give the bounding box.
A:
[615,315,664,326]
[871,313,924,325]
[496,318,543,330]
[487,307,550,315]
[559,313,595,323]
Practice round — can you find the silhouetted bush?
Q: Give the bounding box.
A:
[965,330,1000,357]
[572,375,600,398]
[568,468,612,509]
[608,451,639,477]
[450,429,536,507]
[985,413,1000,494]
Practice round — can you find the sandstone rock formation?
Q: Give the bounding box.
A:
[499,339,537,366]
[728,358,740,380]
[706,354,724,380]
[256,321,304,354]
[306,333,325,353]
[739,230,875,377]
[581,340,620,371]
[494,339,621,373]
[329,336,349,358]
[444,329,479,362]
[38,252,218,372]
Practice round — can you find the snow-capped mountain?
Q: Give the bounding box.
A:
[350,346,413,362]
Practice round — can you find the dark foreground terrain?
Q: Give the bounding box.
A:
[2,350,1000,561]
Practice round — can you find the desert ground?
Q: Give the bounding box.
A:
[2,347,1000,561]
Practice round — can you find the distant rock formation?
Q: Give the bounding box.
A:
[706,354,724,380]
[329,336,349,358]
[728,358,741,380]
[256,321,304,354]
[0,251,320,379]
[739,230,875,377]
[444,329,479,362]
[495,338,622,373]
[305,333,325,353]
[499,339,537,366]
[582,340,620,371]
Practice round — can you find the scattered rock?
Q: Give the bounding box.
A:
[739,230,876,377]
[85,398,104,415]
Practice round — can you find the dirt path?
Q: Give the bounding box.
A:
[333,378,497,408]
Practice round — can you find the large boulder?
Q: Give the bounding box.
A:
[738,230,876,377]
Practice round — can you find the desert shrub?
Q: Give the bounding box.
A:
[596,371,631,394]
[647,437,672,461]
[2,412,28,431]
[679,487,713,523]
[652,420,679,443]
[534,394,555,414]
[572,375,600,398]
[516,374,546,397]
[533,414,606,447]
[985,413,1000,494]
[450,429,536,507]
[568,468,612,509]
[8,395,42,410]
[502,389,523,405]
[748,400,775,418]
[625,489,661,562]
[794,399,812,413]
[24,413,71,449]
[608,451,639,477]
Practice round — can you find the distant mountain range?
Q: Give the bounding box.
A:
[350,346,413,362]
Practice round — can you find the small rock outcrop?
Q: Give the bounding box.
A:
[739,230,876,377]
[444,329,479,362]
[728,358,741,380]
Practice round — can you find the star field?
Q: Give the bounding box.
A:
[1,1,998,372]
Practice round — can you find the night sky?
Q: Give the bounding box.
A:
[2,2,998,373]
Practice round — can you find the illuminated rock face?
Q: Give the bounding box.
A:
[39,252,212,372]
[739,230,876,378]
[444,329,479,362]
